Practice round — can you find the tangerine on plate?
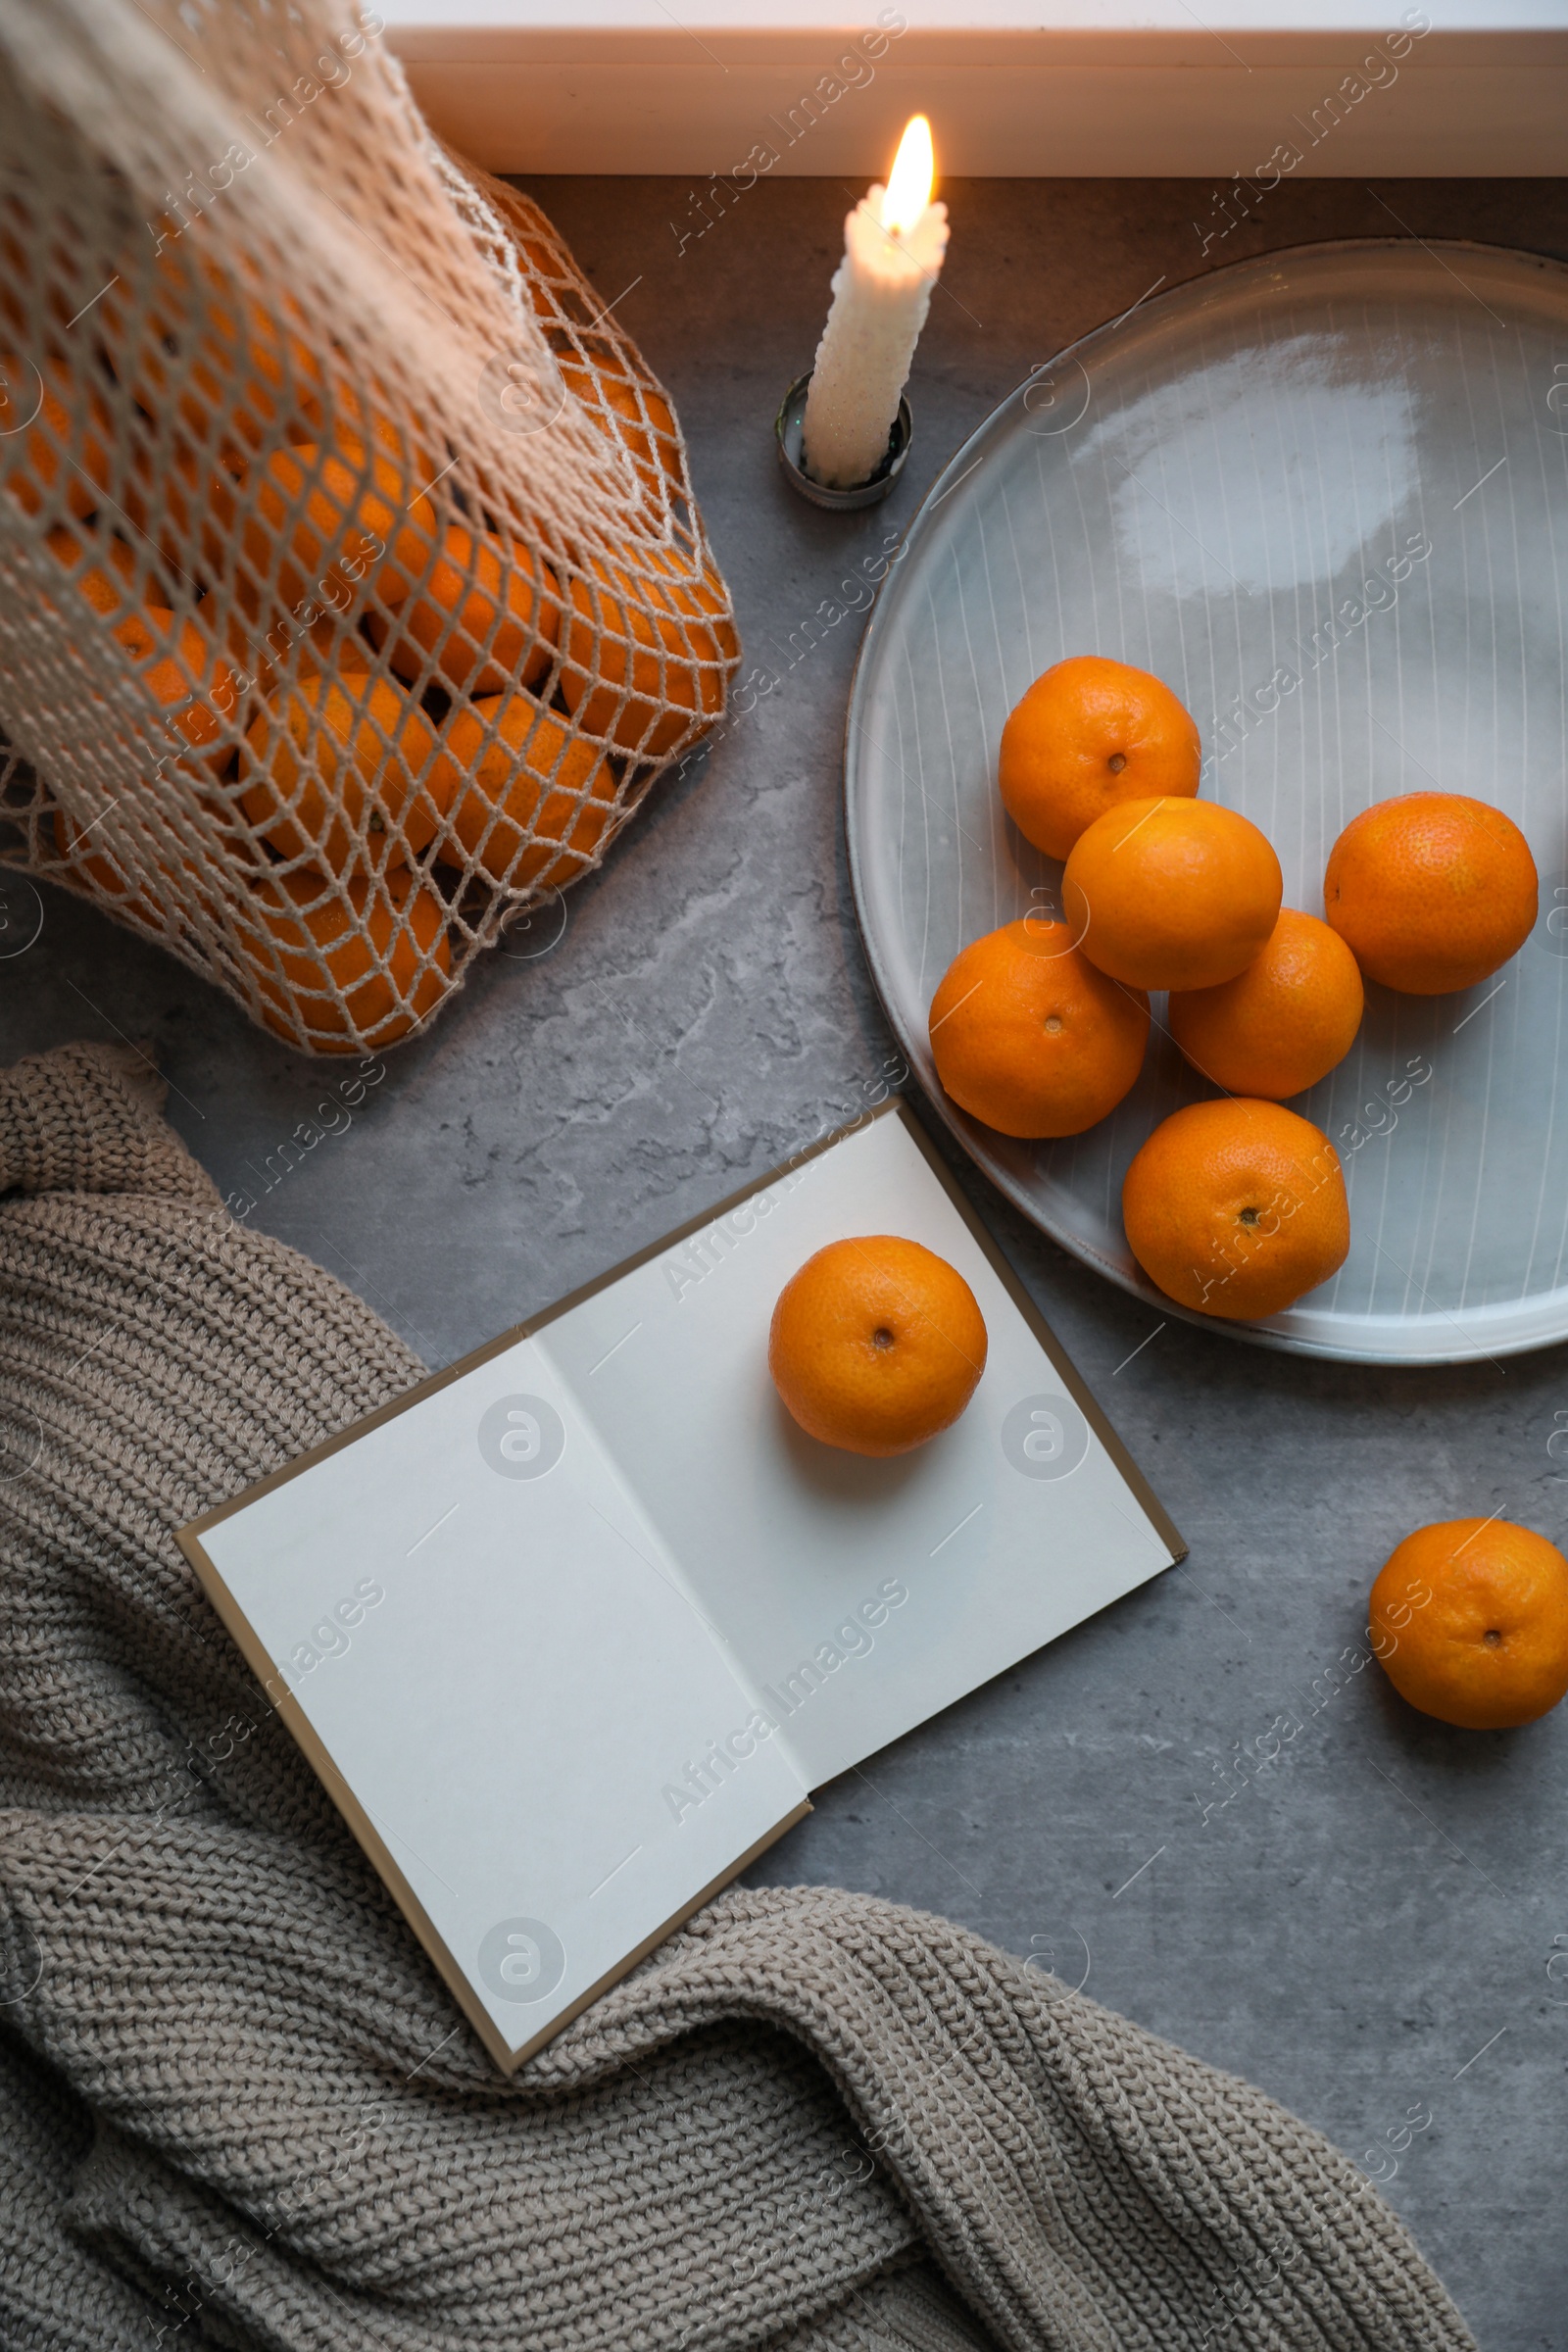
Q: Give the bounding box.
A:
[928,916,1150,1139]
[241,865,452,1051]
[999,655,1201,859]
[1323,791,1538,995]
[1168,908,1364,1099]
[1063,797,1283,992]
[445,697,617,888]
[1121,1097,1348,1320]
[241,668,457,873]
[768,1235,988,1457]
[562,549,736,755]
[370,523,561,695]
[1371,1518,1568,1730]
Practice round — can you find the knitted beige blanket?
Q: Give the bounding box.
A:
[0,1042,1474,2352]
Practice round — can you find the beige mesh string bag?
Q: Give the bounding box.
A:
[0,0,738,1053]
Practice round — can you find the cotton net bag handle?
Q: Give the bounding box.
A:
[0,0,737,1054]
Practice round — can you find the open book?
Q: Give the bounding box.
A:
[179,1100,1183,2071]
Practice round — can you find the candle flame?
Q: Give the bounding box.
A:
[881,115,934,239]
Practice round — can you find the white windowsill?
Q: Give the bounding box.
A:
[382,0,1568,175]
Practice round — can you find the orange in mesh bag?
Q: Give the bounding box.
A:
[0,0,739,1054]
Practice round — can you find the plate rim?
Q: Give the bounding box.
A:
[843,234,1568,1367]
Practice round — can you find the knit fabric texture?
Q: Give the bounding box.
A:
[0,1042,1476,2352]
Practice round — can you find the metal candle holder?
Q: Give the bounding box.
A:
[774,368,912,511]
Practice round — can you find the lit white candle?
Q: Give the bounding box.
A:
[802,115,949,492]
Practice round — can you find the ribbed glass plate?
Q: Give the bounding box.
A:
[846,241,1568,1362]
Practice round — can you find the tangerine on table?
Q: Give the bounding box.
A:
[927,916,1150,1139]
[47,519,155,610]
[1323,791,1538,995]
[55,807,247,931]
[515,229,565,314]
[46,523,239,766]
[104,258,334,463]
[1121,1098,1348,1320]
[768,1235,988,1457]
[562,354,680,500]
[1063,796,1282,992]
[444,696,618,889]
[85,284,246,572]
[244,439,438,620]
[999,655,1201,860]
[120,429,242,584]
[241,667,458,874]
[370,522,561,695]
[53,809,150,909]
[562,548,736,755]
[1371,1518,1568,1729]
[0,351,112,522]
[241,866,452,1052]
[1168,908,1364,1099]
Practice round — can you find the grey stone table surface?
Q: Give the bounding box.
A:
[7,176,1568,2344]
